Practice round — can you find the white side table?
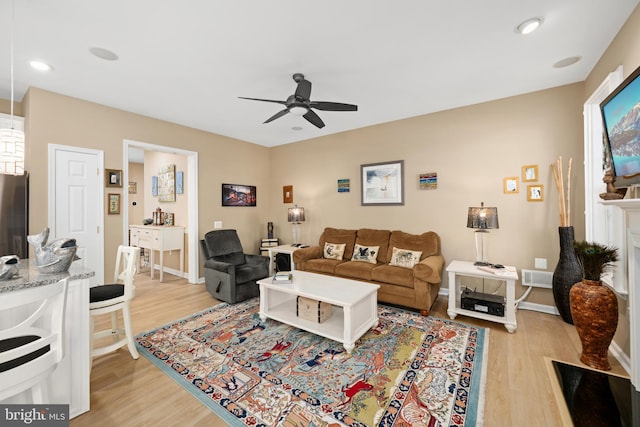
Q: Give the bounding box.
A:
[267,244,303,273]
[446,260,519,333]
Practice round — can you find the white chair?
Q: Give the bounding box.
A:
[90,245,141,361]
[0,278,69,403]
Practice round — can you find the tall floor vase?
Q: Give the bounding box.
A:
[569,279,618,371]
[552,226,583,324]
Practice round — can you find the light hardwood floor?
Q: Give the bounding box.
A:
[71,272,627,427]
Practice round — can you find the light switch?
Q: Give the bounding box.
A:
[214,221,222,229]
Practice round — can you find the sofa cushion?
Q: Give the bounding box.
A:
[335,260,377,281]
[371,264,414,288]
[385,230,440,261]
[351,244,379,264]
[323,242,346,260]
[389,247,422,269]
[319,228,357,260]
[355,229,391,263]
[303,258,344,275]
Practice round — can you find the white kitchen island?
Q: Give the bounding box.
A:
[0,259,94,418]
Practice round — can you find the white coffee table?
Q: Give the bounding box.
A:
[257,271,380,353]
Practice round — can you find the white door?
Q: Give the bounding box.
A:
[48,145,104,285]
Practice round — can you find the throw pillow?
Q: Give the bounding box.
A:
[351,244,379,264]
[323,242,346,260]
[389,247,422,269]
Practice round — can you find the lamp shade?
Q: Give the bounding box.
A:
[288,205,305,223]
[467,202,499,230]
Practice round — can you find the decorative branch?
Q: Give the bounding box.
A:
[551,156,572,227]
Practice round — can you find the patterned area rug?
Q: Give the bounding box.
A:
[135,298,488,426]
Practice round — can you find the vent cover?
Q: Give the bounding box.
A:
[521,269,553,289]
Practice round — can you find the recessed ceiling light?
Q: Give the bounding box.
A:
[28,60,53,72]
[515,17,543,35]
[89,47,119,61]
[553,56,582,68]
[291,126,303,131]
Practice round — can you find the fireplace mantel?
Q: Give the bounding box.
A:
[599,199,640,390]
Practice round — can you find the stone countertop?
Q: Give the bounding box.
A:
[0,258,95,294]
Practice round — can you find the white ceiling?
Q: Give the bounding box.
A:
[1,0,638,147]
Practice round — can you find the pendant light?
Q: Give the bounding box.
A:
[0,0,25,175]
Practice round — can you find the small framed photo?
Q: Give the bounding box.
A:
[106,169,122,187]
[419,172,437,190]
[128,181,137,194]
[108,193,120,214]
[522,165,538,182]
[163,212,174,226]
[527,184,544,202]
[337,179,350,193]
[503,177,519,194]
[283,185,293,203]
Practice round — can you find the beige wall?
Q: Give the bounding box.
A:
[128,162,145,225]
[22,87,270,281]
[270,83,586,306]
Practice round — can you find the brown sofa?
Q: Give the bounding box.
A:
[292,227,444,315]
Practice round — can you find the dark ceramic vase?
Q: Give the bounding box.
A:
[552,226,582,324]
[570,279,618,371]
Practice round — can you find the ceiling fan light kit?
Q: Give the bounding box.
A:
[239,73,358,129]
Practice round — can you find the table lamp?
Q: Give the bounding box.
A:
[288,205,305,245]
[467,202,499,266]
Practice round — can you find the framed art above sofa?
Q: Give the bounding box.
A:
[361,160,404,206]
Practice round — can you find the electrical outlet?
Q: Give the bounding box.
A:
[535,258,547,269]
[214,221,222,229]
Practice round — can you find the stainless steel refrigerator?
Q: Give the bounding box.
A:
[0,172,28,259]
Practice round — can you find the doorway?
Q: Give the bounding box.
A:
[122,139,199,284]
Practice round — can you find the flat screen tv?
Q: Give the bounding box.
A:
[222,183,256,206]
[601,64,640,177]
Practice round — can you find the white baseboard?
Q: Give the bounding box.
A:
[147,264,205,283]
[517,301,559,315]
[609,340,632,376]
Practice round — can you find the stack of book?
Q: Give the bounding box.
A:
[272,271,292,284]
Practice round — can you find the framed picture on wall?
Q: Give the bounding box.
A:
[222,183,257,206]
[503,177,519,194]
[108,193,120,214]
[361,160,404,205]
[176,171,184,194]
[522,165,538,182]
[105,169,122,187]
[527,184,544,201]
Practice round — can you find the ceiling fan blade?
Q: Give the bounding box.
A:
[303,110,325,128]
[239,96,287,105]
[295,78,312,101]
[264,109,289,124]
[309,101,358,111]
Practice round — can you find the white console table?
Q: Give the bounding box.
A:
[129,225,184,282]
[446,260,518,333]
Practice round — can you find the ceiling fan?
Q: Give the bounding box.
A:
[239,73,358,129]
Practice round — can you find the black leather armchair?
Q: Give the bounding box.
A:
[200,229,269,303]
